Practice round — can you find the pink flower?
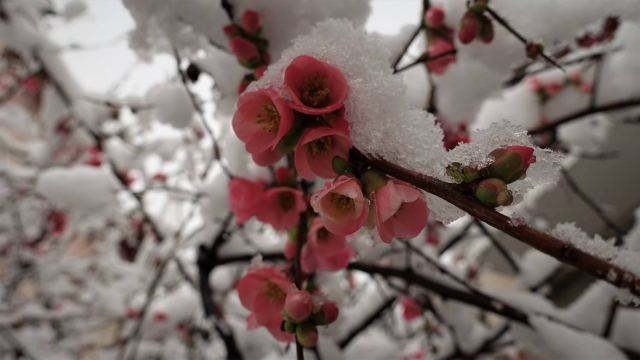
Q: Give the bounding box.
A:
[232,88,294,166]
[373,179,428,243]
[302,240,353,273]
[427,37,457,75]
[308,218,348,256]
[228,178,265,224]
[458,11,482,44]
[241,10,261,34]
[310,176,369,236]
[229,37,261,67]
[425,6,445,28]
[316,301,339,325]
[284,289,313,322]
[294,125,351,180]
[284,55,348,115]
[236,266,294,342]
[47,210,67,235]
[401,297,422,321]
[256,187,306,230]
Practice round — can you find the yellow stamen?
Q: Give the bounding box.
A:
[256,103,280,133]
[300,73,331,108]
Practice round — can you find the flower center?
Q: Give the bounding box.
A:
[300,73,331,108]
[278,191,296,211]
[329,193,354,211]
[316,227,330,241]
[307,136,334,157]
[264,280,286,303]
[256,103,280,133]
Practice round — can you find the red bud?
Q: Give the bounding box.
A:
[459,11,482,44]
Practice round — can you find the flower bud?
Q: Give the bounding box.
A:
[241,10,261,34]
[425,6,445,28]
[474,178,513,207]
[446,163,479,183]
[284,290,314,322]
[332,156,352,176]
[526,42,544,59]
[479,15,494,43]
[283,319,297,333]
[296,323,319,348]
[459,11,482,44]
[223,24,242,39]
[313,301,339,325]
[487,145,536,184]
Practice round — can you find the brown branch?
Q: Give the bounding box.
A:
[393,49,457,75]
[528,97,640,135]
[485,6,564,71]
[392,25,423,71]
[349,148,640,298]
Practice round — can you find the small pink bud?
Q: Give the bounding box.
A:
[241,10,261,34]
[284,289,314,322]
[425,7,445,28]
[296,323,318,348]
[579,82,593,94]
[85,156,102,167]
[151,173,167,183]
[401,297,422,321]
[153,312,168,322]
[318,301,339,325]
[126,308,139,319]
[479,15,494,43]
[458,11,482,44]
[229,37,261,68]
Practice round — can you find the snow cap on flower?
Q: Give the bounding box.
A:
[284,55,348,115]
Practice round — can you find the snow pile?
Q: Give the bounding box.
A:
[35,166,119,212]
[148,83,194,129]
[530,315,626,360]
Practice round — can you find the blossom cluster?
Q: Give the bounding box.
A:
[458,0,494,45]
[529,72,593,104]
[224,10,271,93]
[230,54,431,343]
[236,266,338,346]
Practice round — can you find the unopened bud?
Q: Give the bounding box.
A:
[425,6,445,28]
[223,24,242,39]
[474,178,513,207]
[479,15,494,43]
[296,323,319,348]
[446,163,479,183]
[284,289,313,322]
[241,10,261,34]
[526,42,544,59]
[283,319,297,334]
[487,145,536,184]
[313,301,339,325]
[459,11,482,44]
[332,156,352,176]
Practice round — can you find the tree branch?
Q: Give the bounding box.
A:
[349,148,640,298]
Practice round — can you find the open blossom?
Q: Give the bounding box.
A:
[236,266,294,342]
[284,55,348,115]
[373,179,428,243]
[427,37,457,75]
[294,125,351,179]
[230,37,261,67]
[310,176,369,235]
[256,187,306,230]
[228,178,264,224]
[302,219,353,272]
[232,88,294,166]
